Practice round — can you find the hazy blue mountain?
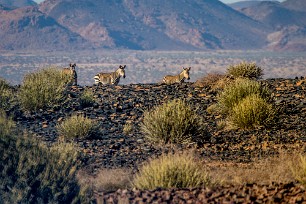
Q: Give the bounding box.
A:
[0,0,304,51]
[0,0,37,8]
[232,0,306,51]
[0,6,88,51]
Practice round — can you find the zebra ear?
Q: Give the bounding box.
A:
[188,67,191,70]
[123,65,126,69]
[69,63,72,67]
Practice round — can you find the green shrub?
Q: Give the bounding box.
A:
[0,78,14,110]
[19,67,68,111]
[57,114,99,140]
[0,134,90,203]
[229,94,276,129]
[227,62,263,79]
[0,109,16,136]
[133,151,213,190]
[217,78,272,115]
[80,89,95,108]
[140,99,207,144]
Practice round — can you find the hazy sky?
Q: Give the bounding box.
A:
[33,0,250,4]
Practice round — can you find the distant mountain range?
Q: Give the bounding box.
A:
[230,0,306,51]
[0,0,305,51]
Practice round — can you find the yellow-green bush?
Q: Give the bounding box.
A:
[227,62,263,79]
[133,152,213,190]
[0,78,14,110]
[80,89,95,108]
[140,99,207,144]
[19,67,68,111]
[217,78,271,115]
[229,94,276,129]
[0,133,90,203]
[57,114,99,140]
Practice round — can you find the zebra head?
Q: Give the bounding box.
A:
[117,65,126,78]
[182,67,191,80]
[70,63,76,71]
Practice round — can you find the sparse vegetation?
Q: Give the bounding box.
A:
[193,72,237,91]
[212,78,276,129]
[123,122,133,135]
[57,114,99,140]
[94,168,132,192]
[80,88,95,108]
[210,152,297,185]
[226,61,263,79]
[0,109,15,136]
[0,78,14,110]
[140,99,207,144]
[18,67,68,112]
[229,94,276,129]
[193,73,225,88]
[291,154,306,186]
[133,151,213,190]
[0,133,90,203]
[217,78,272,115]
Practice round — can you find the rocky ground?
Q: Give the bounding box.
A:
[12,78,306,203]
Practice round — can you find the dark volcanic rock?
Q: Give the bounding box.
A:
[12,79,306,202]
[99,183,306,204]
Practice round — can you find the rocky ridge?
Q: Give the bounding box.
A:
[9,78,306,203]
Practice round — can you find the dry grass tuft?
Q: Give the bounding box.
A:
[208,152,299,185]
[94,168,132,192]
[291,154,306,186]
[57,114,99,140]
[133,151,215,190]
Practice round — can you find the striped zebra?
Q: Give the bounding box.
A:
[163,67,191,84]
[94,65,126,85]
[62,63,77,86]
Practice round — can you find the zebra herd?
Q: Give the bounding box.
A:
[62,63,191,86]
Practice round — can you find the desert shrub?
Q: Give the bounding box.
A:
[0,109,16,136]
[0,78,14,110]
[57,114,99,140]
[217,78,272,115]
[227,61,263,79]
[291,154,306,186]
[133,151,213,190]
[123,123,133,135]
[80,89,95,108]
[140,99,207,144]
[229,94,276,129]
[19,67,68,111]
[193,73,225,88]
[0,134,90,203]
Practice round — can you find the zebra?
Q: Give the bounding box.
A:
[94,65,126,85]
[163,67,191,84]
[62,63,77,86]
